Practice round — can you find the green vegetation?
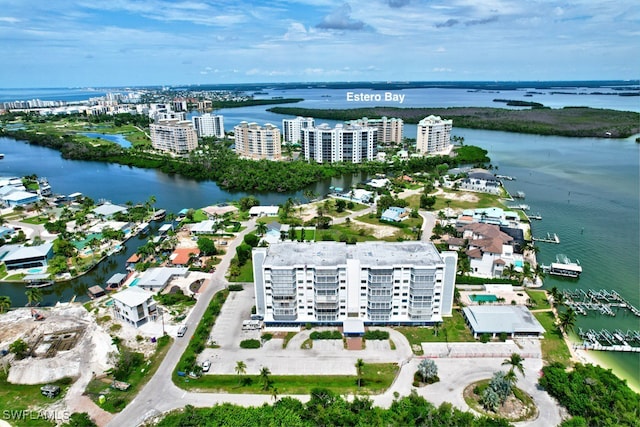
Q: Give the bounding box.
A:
[363,330,390,340]
[267,106,640,138]
[309,330,343,340]
[173,290,228,379]
[208,98,303,109]
[533,312,572,366]
[0,372,72,427]
[465,378,536,422]
[85,335,171,413]
[239,339,261,349]
[539,363,640,426]
[154,290,196,306]
[525,289,550,310]
[176,363,398,395]
[156,389,511,426]
[395,309,475,354]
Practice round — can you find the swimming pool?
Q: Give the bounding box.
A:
[26,267,45,274]
[130,278,140,287]
[469,294,499,302]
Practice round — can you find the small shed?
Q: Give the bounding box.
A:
[88,285,106,299]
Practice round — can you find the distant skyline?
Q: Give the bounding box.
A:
[0,0,638,88]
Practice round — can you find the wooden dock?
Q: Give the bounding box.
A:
[533,232,560,244]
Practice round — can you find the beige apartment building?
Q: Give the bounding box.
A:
[233,121,282,160]
[149,119,198,154]
[416,115,453,154]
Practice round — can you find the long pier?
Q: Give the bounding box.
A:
[532,232,560,244]
[576,328,640,353]
[562,289,640,317]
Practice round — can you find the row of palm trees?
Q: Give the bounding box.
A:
[548,286,577,334]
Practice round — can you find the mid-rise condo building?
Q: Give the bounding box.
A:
[150,119,198,154]
[234,121,282,160]
[192,113,225,138]
[347,116,403,144]
[416,115,453,154]
[282,116,315,144]
[253,241,458,325]
[301,123,377,164]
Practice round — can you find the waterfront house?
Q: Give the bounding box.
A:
[170,248,200,266]
[106,273,128,290]
[201,204,238,218]
[190,220,220,235]
[112,286,158,328]
[456,223,524,278]
[92,203,128,219]
[1,190,40,207]
[458,169,501,195]
[136,267,189,292]
[0,242,53,270]
[248,205,279,217]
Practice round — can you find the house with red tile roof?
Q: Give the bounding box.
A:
[458,223,524,278]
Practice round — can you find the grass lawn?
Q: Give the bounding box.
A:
[20,216,49,225]
[0,372,72,427]
[433,190,506,211]
[525,289,550,310]
[403,194,422,209]
[84,336,172,413]
[288,228,317,242]
[316,224,378,243]
[228,260,254,282]
[395,309,475,355]
[534,311,571,366]
[174,363,398,395]
[347,202,370,212]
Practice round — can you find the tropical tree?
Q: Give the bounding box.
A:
[260,366,271,390]
[235,360,247,383]
[25,287,43,306]
[503,264,517,280]
[559,307,577,334]
[355,358,365,387]
[270,386,279,402]
[417,358,438,383]
[9,338,29,359]
[146,195,157,215]
[481,386,501,412]
[256,222,268,236]
[0,295,11,313]
[501,353,525,377]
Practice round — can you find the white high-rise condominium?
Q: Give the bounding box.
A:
[301,123,377,164]
[416,115,453,154]
[149,119,198,154]
[253,241,458,325]
[192,113,225,138]
[282,116,315,144]
[234,121,282,160]
[348,116,403,144]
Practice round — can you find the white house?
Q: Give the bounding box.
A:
[136,267,189,292]
[248,205,279,217]
[112,286,158,328]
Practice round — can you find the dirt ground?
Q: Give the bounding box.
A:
[0,305,117,385]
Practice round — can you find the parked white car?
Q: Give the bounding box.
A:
[202,359,211,372]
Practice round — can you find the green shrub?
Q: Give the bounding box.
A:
[227,284,243,292]
[261,333,273,341]
[310,330,343,340]
[240,339,261,349]
[364,330,389,340]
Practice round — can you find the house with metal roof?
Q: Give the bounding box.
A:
[92,203,128,218]
[249,205,279,217]
[136,267,188,292]
[0,242,54,270]
[381,206,409,222]
[462,305,545,338]
[111,286,158,327]
[1,190,40,207]
[190,220,220,234]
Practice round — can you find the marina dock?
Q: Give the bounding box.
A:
[562,289,640,317]
[576,328,640,353]
[533,232,560,244]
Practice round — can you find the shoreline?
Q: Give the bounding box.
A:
[564,333,640,393]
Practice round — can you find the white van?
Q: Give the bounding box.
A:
[177,325,188,337]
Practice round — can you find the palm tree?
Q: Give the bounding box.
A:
[0,296,11,313]
[256,222,268,236]
[25,287,43,307]
[260,366,271,390]
[235,360,247,384]
[355,358,365,387]
[501,353,525,377]
[503,264,517,280]
[270,386,279,401]
[559,307,577,334]
[146,195,157,216]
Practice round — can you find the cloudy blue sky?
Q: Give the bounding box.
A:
[0,0,638,87]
